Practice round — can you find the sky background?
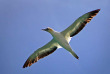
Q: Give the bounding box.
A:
[0,0,110,74]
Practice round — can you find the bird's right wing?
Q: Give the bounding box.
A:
[23,39,60,68]
[61,9,100,38]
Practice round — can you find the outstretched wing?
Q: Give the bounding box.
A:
[61,9,100,38]
[23,39,60,68]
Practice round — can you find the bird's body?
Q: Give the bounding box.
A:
[51,31,70,49]
[23,9,100,68]
[48,30,79,59]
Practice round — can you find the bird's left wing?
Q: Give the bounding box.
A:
[61,9,100,39]
[23,39,60,68]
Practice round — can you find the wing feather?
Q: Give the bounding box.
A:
[61,9,100,37]
[23,39,60,68]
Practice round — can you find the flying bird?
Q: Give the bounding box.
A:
[23,9,100,68]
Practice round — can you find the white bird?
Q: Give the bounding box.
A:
[23,9,100,68]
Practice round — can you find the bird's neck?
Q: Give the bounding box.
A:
[48,30,59,37]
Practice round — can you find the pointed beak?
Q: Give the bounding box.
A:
[42,29,46,31]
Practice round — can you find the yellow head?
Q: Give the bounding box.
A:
[42,27,54,32]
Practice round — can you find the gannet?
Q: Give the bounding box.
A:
[23,9,100,68]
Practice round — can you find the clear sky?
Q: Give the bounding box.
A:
[0,0,110,74]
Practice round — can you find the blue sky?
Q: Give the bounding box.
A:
[0,0,110,74]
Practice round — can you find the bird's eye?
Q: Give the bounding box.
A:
[46,28,49,30]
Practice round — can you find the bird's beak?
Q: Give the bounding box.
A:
[42,29,46,31]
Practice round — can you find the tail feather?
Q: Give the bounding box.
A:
[70,50,79,59]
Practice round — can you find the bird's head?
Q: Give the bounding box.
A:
[42,27,54,32]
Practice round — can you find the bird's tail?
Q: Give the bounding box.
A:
[70,50,79,59]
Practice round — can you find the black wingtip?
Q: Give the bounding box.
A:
[90,9,100,14]
[96,9,100,11]
[94,9,100,12]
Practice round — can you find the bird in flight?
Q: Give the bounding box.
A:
[23,9,100,68]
